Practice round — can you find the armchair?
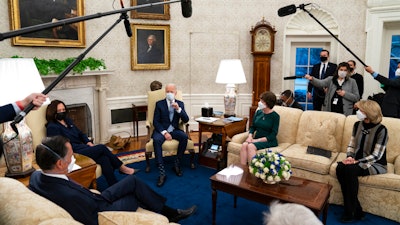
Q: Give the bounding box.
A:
[145,89,195,172]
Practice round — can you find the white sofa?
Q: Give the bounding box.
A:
[227,106,400,222]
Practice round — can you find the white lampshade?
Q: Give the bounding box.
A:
[0,58,48,106]
[215,59,247,84]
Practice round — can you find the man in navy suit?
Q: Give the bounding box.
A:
[28,136,197,225]
[0,93,46,124]
[307,49,337,111]
[153,83,189,187]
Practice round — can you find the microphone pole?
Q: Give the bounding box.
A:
[10,10,128,135]
[0,0,180,41]
[299,6,367,67]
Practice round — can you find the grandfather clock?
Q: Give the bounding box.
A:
[249,18,276,124]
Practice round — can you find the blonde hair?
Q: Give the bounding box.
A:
[357,100,383,124]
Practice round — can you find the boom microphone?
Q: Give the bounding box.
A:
[283,76,305,80]
[181,0,192,18]
[278,3,311,17]
[120,0,132,37]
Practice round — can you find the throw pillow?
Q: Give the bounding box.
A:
[303,118,337,152]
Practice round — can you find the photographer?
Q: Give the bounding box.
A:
[304,62,360,116]
[279,90,303,110]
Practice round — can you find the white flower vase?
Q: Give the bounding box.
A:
[1,119,35,177]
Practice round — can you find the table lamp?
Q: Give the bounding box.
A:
[0,58,47,177]
[215,59,247,117]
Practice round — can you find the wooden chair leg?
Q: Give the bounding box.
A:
[189,149,196,169]
[145,152,152,173]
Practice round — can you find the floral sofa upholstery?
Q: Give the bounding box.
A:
[227,106,400,222]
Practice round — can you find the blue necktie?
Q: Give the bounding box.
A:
[167,101,174,132]
[320,63,326,79]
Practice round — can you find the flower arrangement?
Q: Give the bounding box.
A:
[249,149,292,184]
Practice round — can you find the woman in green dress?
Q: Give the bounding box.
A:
[240,91,280,165]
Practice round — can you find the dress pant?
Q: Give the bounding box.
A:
[336,162,370,216]
[152,129,188,165]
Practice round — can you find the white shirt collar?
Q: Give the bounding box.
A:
[41,171,69,181]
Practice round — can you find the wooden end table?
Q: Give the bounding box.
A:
[197,117,248,170]
[0,153,97,189]
[210,164,332,225]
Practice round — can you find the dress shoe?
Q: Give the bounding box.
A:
[173,165,183,177]
[169,205,197,222]
[157,175,167,187]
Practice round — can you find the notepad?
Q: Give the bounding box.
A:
[306,146,332,158]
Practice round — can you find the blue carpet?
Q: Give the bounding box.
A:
[97,154,399,225]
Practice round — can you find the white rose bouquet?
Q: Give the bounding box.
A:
[249,149,292,184]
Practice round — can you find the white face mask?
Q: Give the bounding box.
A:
[356,110,367,121]
[395,68,400,77]
[166,92,175,102]
[258,101,266,110]
[67,155,76,173]
[338,71,347,78]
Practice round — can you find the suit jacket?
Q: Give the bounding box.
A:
[310,76,360,116]
[29,171,166,225]
[307,62,337,98]
[375,74,400,105]
[153,99,189,134]
[0,104,16,124]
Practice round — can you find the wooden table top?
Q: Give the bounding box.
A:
[210,163,332,212]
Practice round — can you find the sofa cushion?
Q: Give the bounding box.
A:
[330,152,400,191]
[281,144,339,175]
[0,177,81,225]
[98,208,177,225]
[273,106,303,146]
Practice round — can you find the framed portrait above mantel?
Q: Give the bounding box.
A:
[131,23,170,70]
[130,0,170,20]
[8,0,85,48]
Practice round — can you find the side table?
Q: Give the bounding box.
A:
[132,104,147,139]
[0,153,97,189]
[197,117,248,170]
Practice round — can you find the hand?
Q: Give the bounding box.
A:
[245,137,253,143]
[87,142,94,147]
[365,66,374,74]
[164,132,172,141]
[342,156,356,165]
[336,89,345,96]
[21,93,47,110]
[304,74,313,81]
[171,102,179,110]
[307,92,312,100]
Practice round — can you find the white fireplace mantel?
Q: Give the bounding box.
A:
[41,70,113,144]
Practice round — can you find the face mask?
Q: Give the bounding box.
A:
[55,112,66,121]
[356,110,367,121]
[258,101,266,110]
[320,56,327,62]
[395,68,400,77]
[338,71,347,78]
[67,155,76,173]
[166,93,175,102]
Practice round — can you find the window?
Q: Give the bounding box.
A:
[389,35,400,78]
[294,47,323,110]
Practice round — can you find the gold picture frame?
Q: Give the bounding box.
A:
[131,23,170,70]
[8,0,85,48]
[130,0,170,20]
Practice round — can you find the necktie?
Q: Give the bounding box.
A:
[167,101,174,132]
[320,63,326,79]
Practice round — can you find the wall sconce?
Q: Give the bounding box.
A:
[215,59,247,117]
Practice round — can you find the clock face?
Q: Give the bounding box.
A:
[254,28,271,52]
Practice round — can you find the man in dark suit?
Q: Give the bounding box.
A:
[138,34,164,64]
[307,49,337,111]
[28,136,197,225]
[153,83,189,187]
[365,66,400,118]
[280,89,304,110]
[0,93,47,123]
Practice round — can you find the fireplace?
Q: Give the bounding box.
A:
[67,103,92,139]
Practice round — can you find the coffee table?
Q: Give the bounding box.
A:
[210,164,332,225]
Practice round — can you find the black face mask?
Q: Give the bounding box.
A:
[349,68,354,72]
[320,56,328,62]
[55,112,67,121]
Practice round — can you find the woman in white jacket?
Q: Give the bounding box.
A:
[305,62,360,116]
